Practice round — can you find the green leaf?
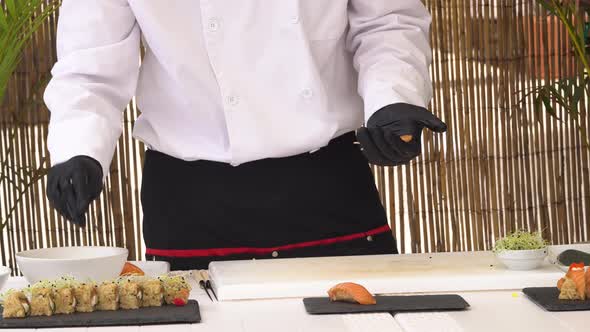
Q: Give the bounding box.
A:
[5,0,17,19]
[0,0,60,102]
[571,85,584,115]
[541,92,559,119]
[536,0,555,13]
[0,9,8,31]
[556,79,573,101]
[534,94,544,123]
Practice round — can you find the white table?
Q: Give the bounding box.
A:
[1,277,587,332]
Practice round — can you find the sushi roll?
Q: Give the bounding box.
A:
[53,277,77,315]
[96,282,119,311]
[74,282,98,313]
[160,276,191,305]
[53,287,76,315]
[29,286,55,317]
[1,290,30,319]
[140,279,164,307]
[118,278,142,310]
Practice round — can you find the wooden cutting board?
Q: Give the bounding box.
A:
[208,252,564,301]
[0,300,200,329]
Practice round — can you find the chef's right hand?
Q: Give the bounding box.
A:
[46,155,103,227]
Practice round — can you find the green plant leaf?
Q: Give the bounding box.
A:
[534,94,543,123]
[537,0,558,15]
[0,8,8,31]
[0,0,60,102]
[541,92,559,119]
[5,0,17,19]
[571,85,584,115]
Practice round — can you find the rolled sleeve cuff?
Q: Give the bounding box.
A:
[47,112,121,181]
[362,73,432,123]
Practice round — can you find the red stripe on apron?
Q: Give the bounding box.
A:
[145,224,391,258]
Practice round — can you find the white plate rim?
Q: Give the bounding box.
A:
[15,246,128,262]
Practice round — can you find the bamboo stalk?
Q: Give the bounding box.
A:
[506,0,526,235]
[397,164,406,253]
[131,105,144,259]
[413,150,426,252]
[121,105,136,259]
[517,0,535,234]
[425,0,441,253]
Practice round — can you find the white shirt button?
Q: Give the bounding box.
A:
[226,95,239,106]
[272,251,279,258]
[301,88,313,99]
[366,235,373,242]
[208,18,220,32]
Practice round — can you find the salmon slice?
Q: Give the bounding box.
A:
[120,262,145,276]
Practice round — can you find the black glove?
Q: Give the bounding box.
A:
[46,156,103,227]
[357,103,447,166]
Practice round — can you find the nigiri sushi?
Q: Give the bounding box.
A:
[328,282,376,305]
[558,263,586,300]
[29,286,55,317]
[1,290,30,318]
[74,282,97,313]
[586,267,590,298]
[96,282,119,311]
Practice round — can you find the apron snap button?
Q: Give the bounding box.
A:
[272,251,279,258]
[366,235,373,242]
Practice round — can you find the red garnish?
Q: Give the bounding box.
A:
[173,298,186,306]
[569,262,585,270]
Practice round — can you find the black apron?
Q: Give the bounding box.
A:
[142,132,398,270]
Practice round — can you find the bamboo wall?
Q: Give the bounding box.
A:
[1,0,589,273]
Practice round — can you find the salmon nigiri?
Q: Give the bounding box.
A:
[559,263,586,300]
[328,282,376,305]
[586,266,590,298]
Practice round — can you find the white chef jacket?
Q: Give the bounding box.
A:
[44,0,433,176]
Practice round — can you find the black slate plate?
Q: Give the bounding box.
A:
[303,295,469,315]
[0,300,200,329]
[523,287,590,312]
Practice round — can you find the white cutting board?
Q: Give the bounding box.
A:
[208,251,564,301]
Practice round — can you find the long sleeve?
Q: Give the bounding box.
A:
[347,0,433,122]
[44,0,141,178]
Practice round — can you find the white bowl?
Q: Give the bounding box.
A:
[16,247,128,284]
[0,266,10,291]
[495,248,548,271]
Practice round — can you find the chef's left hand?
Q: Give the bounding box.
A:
[357,103,447,166]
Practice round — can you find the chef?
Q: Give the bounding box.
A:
[44,1,446,270]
